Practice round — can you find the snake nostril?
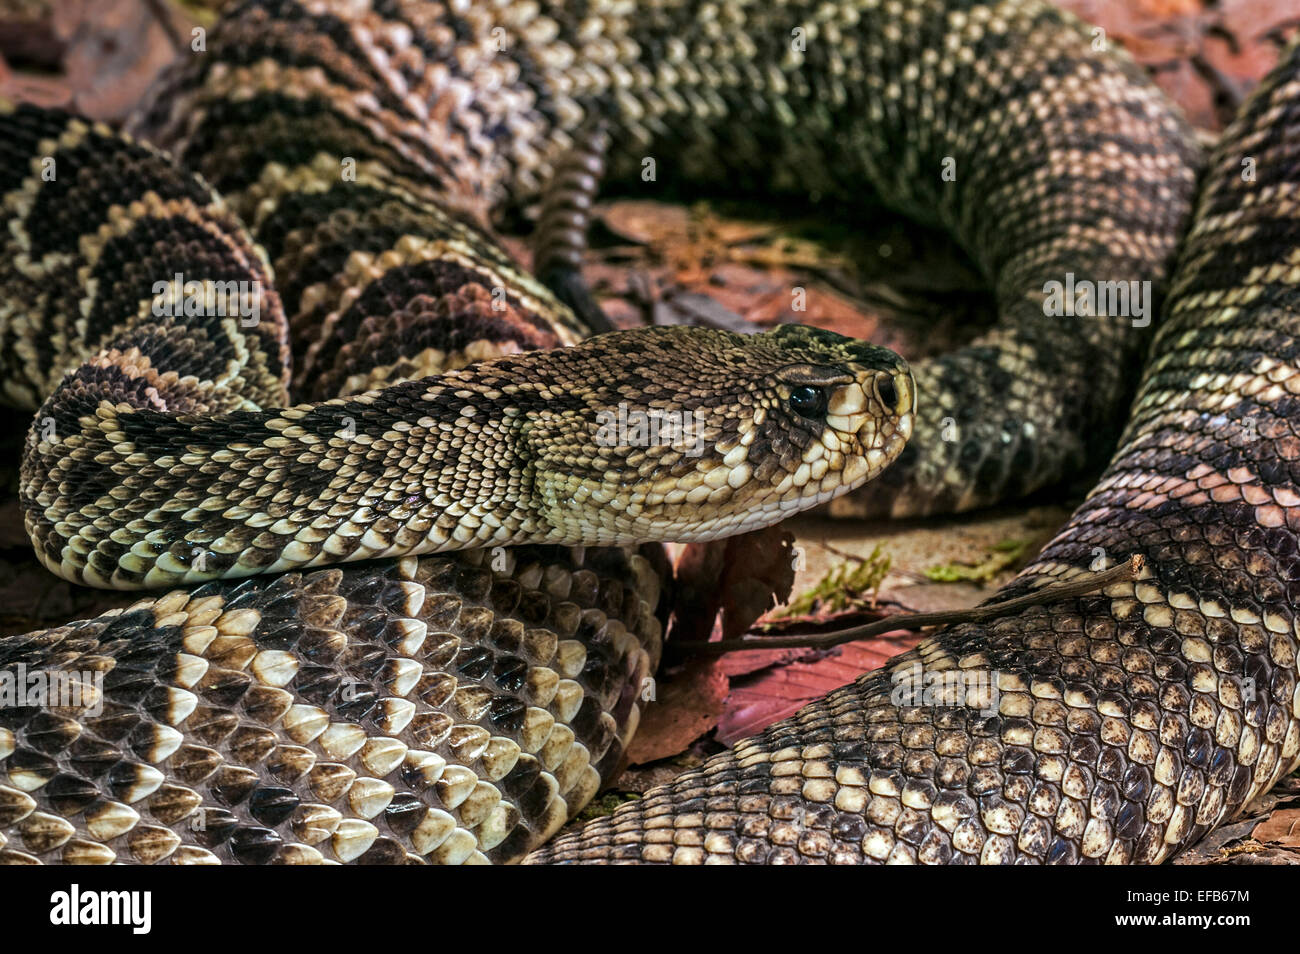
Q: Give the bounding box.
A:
[875,374,897,412]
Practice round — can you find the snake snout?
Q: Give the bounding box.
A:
[855,361,914,471]
[876,364,916,418]
[876,364,915,458]
[800,351,913,508]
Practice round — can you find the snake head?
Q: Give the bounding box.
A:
[686,323,915,536]
[529,323,914,544]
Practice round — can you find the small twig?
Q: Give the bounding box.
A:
[1189,53,1251,122]
[141,0,188,56]
[671,554,1143,656]
[820,540,876,564]
[1259,18,1300,49]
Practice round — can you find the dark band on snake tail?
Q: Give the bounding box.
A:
[0,102,290,414]
[532,119,615,334]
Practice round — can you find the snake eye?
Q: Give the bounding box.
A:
[876,375,898,411]
[788,385,827,418]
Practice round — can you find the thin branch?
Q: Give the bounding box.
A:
[819,540,877,564]
[141,0,188,56]
[670,554,1143,656]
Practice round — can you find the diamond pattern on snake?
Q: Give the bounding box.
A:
[1,0,1296,866]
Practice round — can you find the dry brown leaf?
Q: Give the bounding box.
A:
[1059,0,1291,131]
[59,0,190,120]
[625,657,728,765]
[669,525,798,644]
[1251,807,1300,848]
[599,200,692,246]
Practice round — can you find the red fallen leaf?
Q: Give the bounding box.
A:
[716,633,919,745]
[55,0,190,121]
[668,526,798,644]
[718,645,817,679]
[626,657,728,766]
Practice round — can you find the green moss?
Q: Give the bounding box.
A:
[773,544,892,618]
[574,791,640,822]
[924,538,1027,583]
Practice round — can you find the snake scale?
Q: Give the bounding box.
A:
[0,0,1293,865]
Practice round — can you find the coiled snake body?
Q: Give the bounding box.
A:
[0,0,1295,865]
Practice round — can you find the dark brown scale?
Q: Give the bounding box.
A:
[210,767,261,807]
[43,774,100,816]
[356,837,406,865]
[191,808,239,848]
[178,93,447,201]
[229,726,278,766]
[22,713,81,754]
[229,825,284,864]
[383,793,425,834]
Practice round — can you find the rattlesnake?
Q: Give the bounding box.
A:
[1,0,1293,865]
